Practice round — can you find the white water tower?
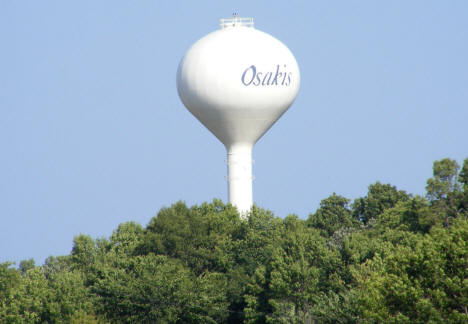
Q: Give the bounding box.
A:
[177,15,300,216]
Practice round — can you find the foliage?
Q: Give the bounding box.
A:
[352,182,410,224]
[426,158,464,225]
[357,218,468,323]
[1,158,467,323]
[92,254,227,323]
[307,193,359,237]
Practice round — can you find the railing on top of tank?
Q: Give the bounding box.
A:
[220,17,254,29]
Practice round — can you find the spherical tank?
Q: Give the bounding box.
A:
[177,18,300,148]
[176,17,300,216]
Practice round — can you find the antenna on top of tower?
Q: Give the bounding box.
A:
[220,13,254,28]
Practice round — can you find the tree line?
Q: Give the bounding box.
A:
[1,158,468,323]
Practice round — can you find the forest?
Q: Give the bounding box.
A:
[1,157,467,323]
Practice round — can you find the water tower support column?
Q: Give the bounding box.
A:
[227,143,253,217]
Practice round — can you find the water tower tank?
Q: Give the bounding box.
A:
[177,16,300,216]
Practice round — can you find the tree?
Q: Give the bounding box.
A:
[352,182,410,224]
[244,216,344,323]
[92,254,228,323]
[372,196,435,234]
[2,156,468,323]
[109,221,144,256]
[458,158,468,215]
[0,266,97,323]
[308,193,358,237]
[225,206,285,323]
[136,200,241,275]
[357,218,468,323]
[19,259,36,275]
[71,234,97,271]
[459,158,468,188]
[426,158,462,225]
[426,158,461,201]
[0,262,21,307]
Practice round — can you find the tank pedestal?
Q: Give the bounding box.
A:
[227,144,253,217]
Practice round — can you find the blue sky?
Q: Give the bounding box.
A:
[1,1,467,264]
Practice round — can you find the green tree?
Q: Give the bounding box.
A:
[0,266,96,323]
[93,254,227,323]
[3,156,468,324]
[224,206,285,323]
[245,216,344,323]
[374,196,435,234]
[109,221,144,256]
[71,234,98,271]
[43,255,72,279]
[426,158,462,225]
[459,158,468,188]
[426,158,461,201]
[19,259,36,275]
[0,262,21,317]
[136,200,241,275]
[458,158,468,215]
[352,182,409,224]
[357,218,468,323]
[308,193,358,237]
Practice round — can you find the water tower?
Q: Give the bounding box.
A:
[177,15,300,216]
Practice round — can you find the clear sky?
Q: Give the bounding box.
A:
[1,1,467,264]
